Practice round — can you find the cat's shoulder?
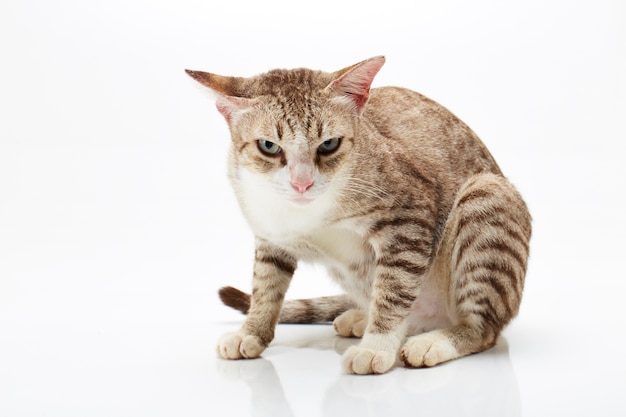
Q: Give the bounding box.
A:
[368,86,439,110]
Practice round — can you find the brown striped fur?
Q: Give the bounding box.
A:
[187,56,531,374]
[219,286,355,323]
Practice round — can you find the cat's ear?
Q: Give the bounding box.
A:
[327,56,385,113]
[185,69,256,122]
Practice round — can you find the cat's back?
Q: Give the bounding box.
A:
[362,86,501,177]
[363,86,473,142]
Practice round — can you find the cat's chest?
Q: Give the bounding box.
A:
[235,166,375,267]
[248,200,374,267]
[288,227,375,268]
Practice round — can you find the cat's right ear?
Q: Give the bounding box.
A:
[185,69,256,123]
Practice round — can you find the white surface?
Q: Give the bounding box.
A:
[1,0,625,416]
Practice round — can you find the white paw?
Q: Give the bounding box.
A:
[217,332,266,360]
[400,331,459,368]
[342,345,396,374]
[333,309,367,338]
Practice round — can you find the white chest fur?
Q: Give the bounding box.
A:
[236,166,372,263]
[234,165,377,307]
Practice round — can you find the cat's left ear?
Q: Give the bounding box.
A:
[327,56,385,114]
[185,69,256,123]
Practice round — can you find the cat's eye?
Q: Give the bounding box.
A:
[257,140,282,156]
[318,137,342,154]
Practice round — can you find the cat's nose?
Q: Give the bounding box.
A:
[291,179,314,194]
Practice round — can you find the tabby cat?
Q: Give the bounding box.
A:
[186,56,531,374]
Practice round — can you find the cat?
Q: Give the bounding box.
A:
[186,56,531,375]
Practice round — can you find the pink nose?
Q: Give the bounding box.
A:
[291,179,314,194]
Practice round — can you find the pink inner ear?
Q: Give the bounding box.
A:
[215,95,255,123]
[330,56,385,113]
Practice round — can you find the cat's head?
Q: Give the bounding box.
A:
[186,56,384,208]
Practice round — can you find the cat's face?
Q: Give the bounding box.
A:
[228,93,358,207]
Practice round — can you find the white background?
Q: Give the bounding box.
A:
[1,0,625,416]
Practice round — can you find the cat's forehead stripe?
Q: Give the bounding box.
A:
[275,123,283,141]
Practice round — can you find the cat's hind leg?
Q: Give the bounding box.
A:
[333,309,367,338]
[401,173,531,368]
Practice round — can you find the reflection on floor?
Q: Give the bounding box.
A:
[215,324,520,417]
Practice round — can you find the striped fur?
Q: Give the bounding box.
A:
[187,56,531,374]
[219,286,355,323]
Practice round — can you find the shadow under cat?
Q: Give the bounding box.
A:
[215,324,520,417]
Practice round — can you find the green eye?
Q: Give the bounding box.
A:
[318,137,342,154]
[257,140,282,156]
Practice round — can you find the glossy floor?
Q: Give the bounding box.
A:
[2,307,625,416]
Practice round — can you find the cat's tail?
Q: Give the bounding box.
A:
[218,286,355,324]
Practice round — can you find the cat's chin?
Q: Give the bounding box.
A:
[288,195,316,206]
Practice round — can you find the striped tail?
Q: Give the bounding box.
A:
[218,286,355,324]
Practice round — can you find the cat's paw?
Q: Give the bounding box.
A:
[333,309,367,338]
[217,332,266,360]
[400,331,459,368]
[341,345,395,374]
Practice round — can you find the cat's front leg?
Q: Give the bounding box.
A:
[217,240,296,360]
[342,230,431,374]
